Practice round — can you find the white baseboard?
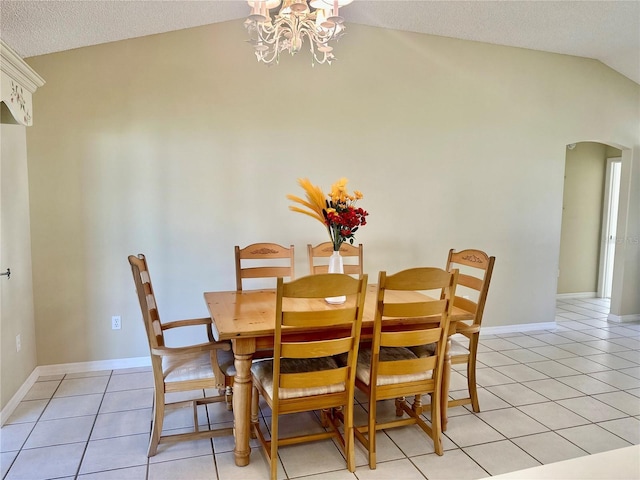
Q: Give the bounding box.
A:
[0,368,41,426]
[35,356,150,377]
[556,292,597,299]
[481,322,557,336]
[1,356,150,426]
[607,313,640,323]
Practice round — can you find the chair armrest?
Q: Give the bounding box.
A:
[151,340,230,357]
[456,323,480,337]
[162,317,216,342]
[161,317,212,330]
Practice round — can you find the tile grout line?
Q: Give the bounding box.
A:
[72,370,113,480]
[1,375,67,480]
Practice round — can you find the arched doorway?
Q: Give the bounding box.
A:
[557,142,622,299]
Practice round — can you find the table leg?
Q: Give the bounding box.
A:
[231,338,256,467]
[441,336,451,432]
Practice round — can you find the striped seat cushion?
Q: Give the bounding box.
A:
[252,357,345,400]
[217,348,274,378]
[162,352,216,383]
[356,347,432,386]
[410,343,436,357]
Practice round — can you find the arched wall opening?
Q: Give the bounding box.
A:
[558,141,634,321]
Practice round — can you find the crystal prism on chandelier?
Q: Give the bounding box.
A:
[244,0,352,65]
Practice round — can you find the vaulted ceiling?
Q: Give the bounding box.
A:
[1,1,639,84]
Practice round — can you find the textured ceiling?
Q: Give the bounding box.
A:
[1,0,639,84]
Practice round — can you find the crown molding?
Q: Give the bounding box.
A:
[1,40,45,126]
[1,40,45,92]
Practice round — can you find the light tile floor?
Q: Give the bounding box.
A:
[2,297,639,479]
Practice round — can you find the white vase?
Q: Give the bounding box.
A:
[326,251,346,304]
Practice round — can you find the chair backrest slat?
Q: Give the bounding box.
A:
[382,300,447,318]
[452,296,477,315]
[377,356,436,376]
[458,273,484,291]
[283,308,358,327]
[380,328,442,348]
[280,367,348,389]
[240,266,293,279]
[281,337,354,358]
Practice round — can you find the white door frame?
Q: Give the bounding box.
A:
[597,157,621,298]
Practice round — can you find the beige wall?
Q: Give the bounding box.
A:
[558,142,609,294]
[1,124,38,409]
[20,21,640,366]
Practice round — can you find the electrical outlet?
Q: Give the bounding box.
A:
[16,334,21,352]
[111,315,121,330]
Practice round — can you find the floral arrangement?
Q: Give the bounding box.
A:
[287,177,368,251]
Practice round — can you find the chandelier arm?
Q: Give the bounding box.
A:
[259,31,282,64]
[297,23,330,65]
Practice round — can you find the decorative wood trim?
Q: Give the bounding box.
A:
[249,247,279,255]
[461,254,484,264]
[1,40,45,126]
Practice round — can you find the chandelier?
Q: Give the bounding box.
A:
[244,0,352,65]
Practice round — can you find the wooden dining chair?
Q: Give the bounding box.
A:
[444,249,495,412]
[222,243,296,409]
[128,254,234,456]
[235,242,295,291]
[353,267,458,469]
[411,249,494,413]
[307,242,363,276]
[251,273,368,480]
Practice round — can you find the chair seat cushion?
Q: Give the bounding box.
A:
[410,338,469,358]
[409,343,436,357]
[252,357,345,400]
[217,347,274,378]
[216,348,236,377]
[356,347,432,386]
[450,338,470,356]
[163,352,216,383]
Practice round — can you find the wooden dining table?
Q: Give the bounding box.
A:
[204,283,473,467]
